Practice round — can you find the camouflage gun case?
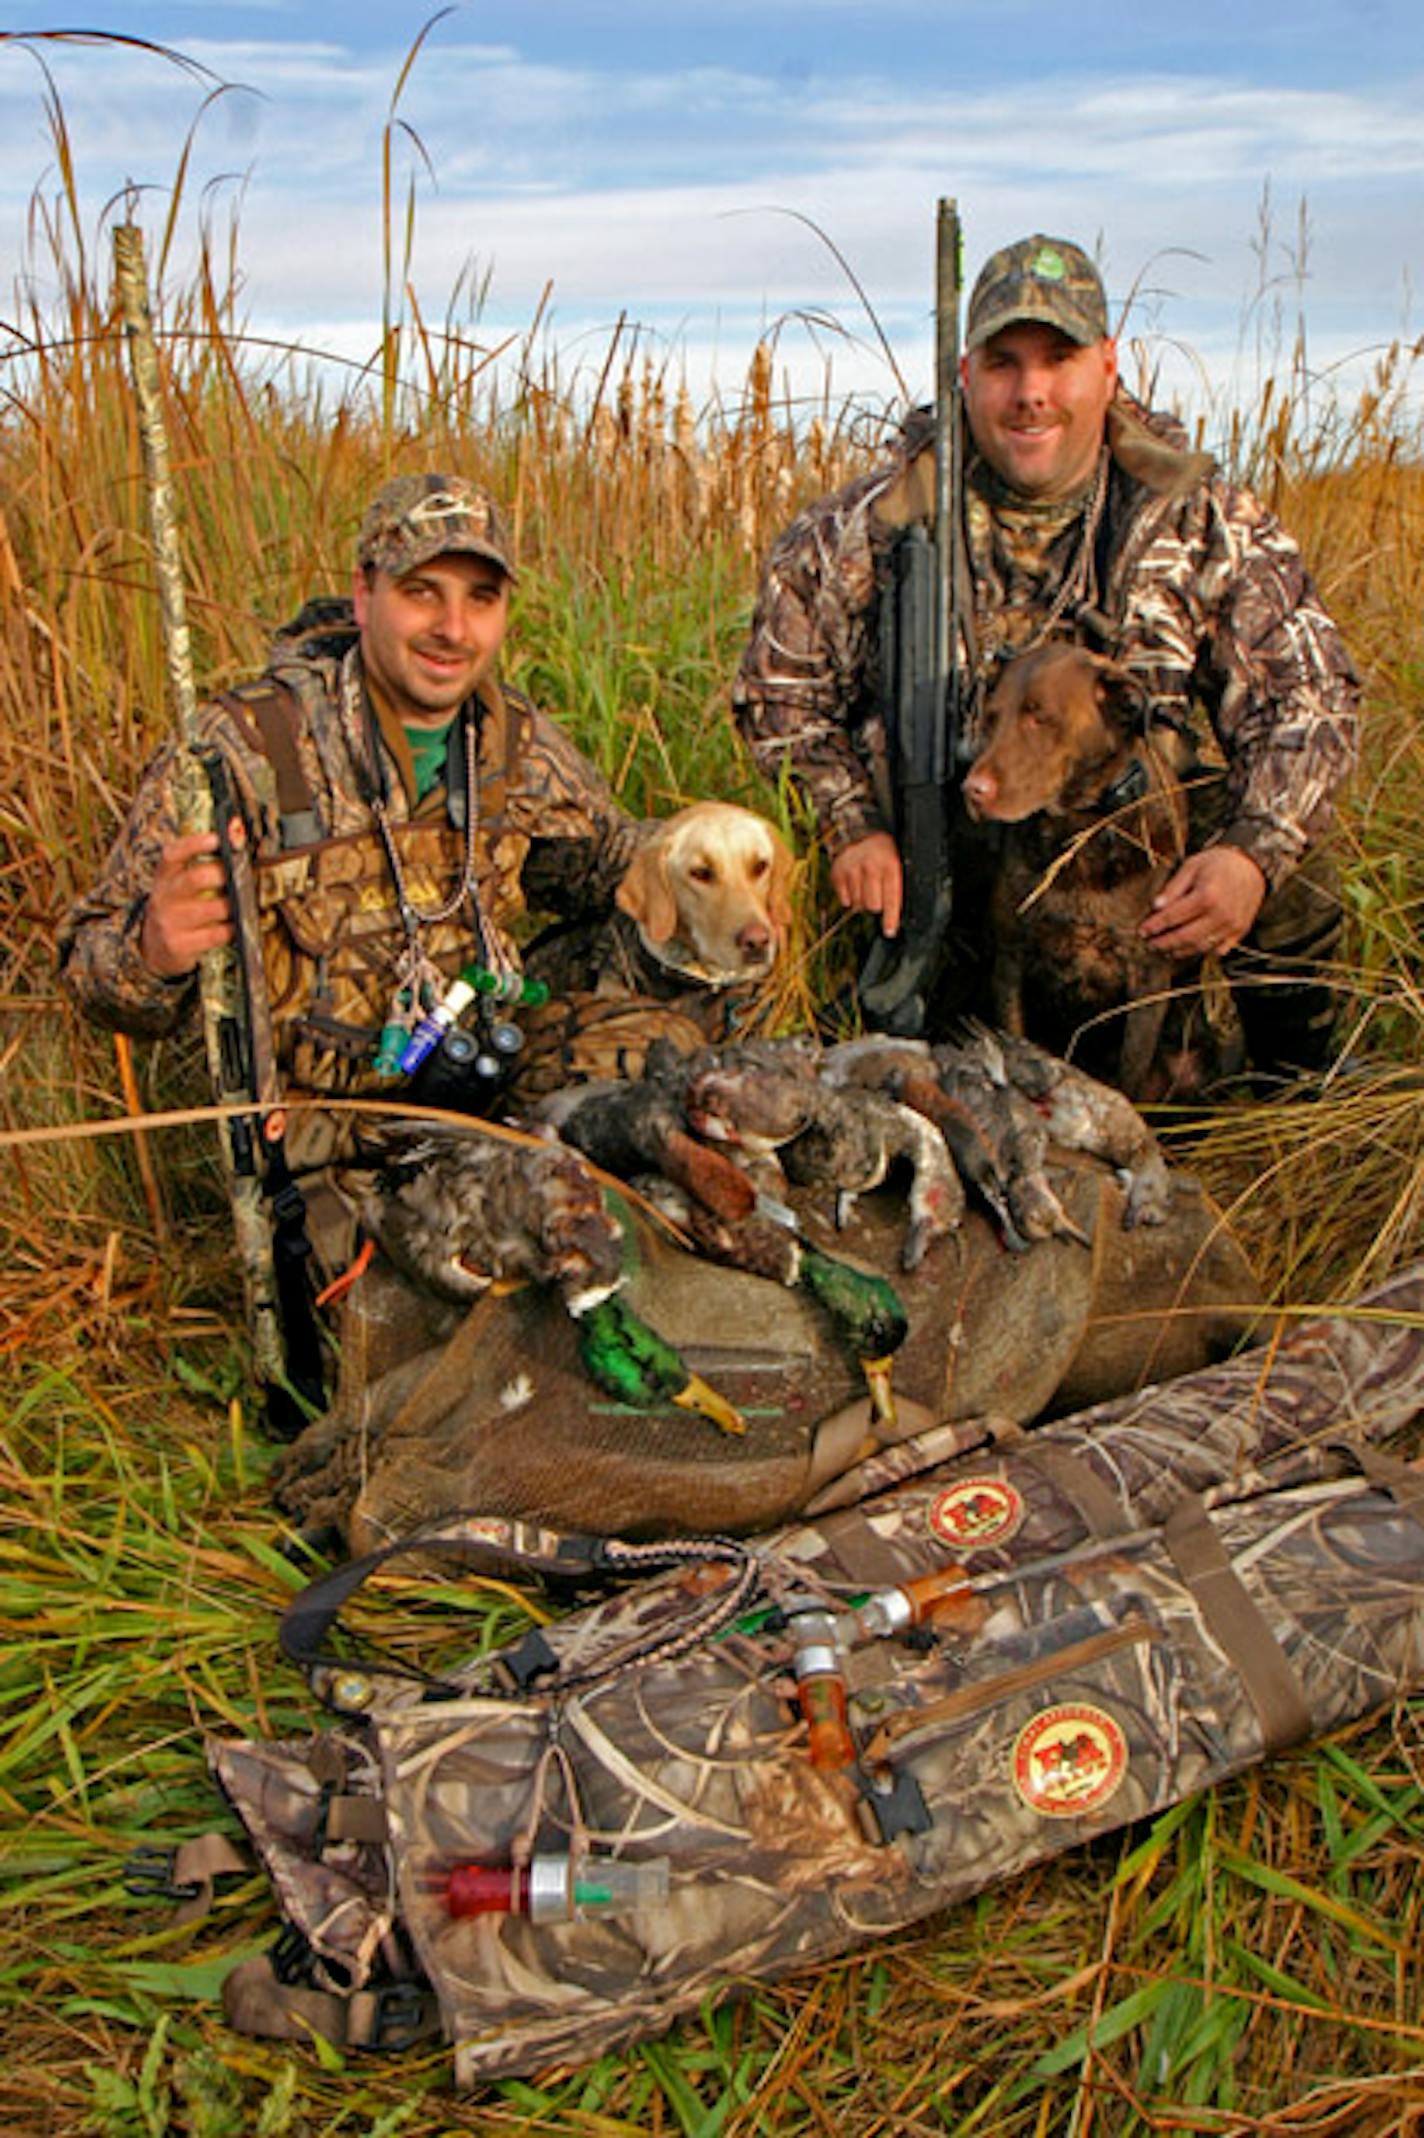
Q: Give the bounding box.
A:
[212,1262,1424,2084]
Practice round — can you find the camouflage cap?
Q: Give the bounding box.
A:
[965,236,1109,353]
[356,472,516,581]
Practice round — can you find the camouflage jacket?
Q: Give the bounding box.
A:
[59,633,640,1081]
[732,395,1360,889]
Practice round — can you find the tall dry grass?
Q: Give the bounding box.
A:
[4,68,1424,2136]
[0,155,873,1362]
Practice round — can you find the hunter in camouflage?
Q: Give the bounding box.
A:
[60,474,640,1089]
[58,470,669,1423]
[733,235,1360,1076]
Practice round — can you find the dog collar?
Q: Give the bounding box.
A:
[1100,756,1150,813]
[645,935,766,990]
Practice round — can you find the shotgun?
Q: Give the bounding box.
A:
[857,196,963,1037]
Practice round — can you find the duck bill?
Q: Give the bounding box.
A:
[861,1354,897,1432]
[673,1373,746,1438]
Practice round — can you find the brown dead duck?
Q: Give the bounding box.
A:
[348,1123,744,1434]
[533,1070,757,1224]
[961,1023,1173,1229]
[822,1035,1025,1251]
[931,1041,1092,1251]
[684,1037,962,1271]
[350,1123,624,1312]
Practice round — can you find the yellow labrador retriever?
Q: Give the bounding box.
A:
[513,801,795,1098]
[616,800,794,984]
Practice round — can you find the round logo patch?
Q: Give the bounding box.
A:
[1013,1704,1128,1818]
[928,1476,1025,1552]
[1031,245,1067,282]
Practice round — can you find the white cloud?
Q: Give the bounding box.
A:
[0,29,1418,437]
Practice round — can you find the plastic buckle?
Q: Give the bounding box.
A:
[269,1922,316,1987]
[269,1180,309,1231]
[862,1769,933,1844]
[367,1982,432,2051]
[493,1628,560,1691]
[122,1846,202,1902]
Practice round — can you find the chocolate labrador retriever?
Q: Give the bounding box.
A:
[961,643,1216,1099]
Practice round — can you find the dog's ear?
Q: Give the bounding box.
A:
[616,840,680,945]
[1091,655,1151,737]
[767,831,795,932]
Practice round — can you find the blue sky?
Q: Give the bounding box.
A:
[1,4,1420,435]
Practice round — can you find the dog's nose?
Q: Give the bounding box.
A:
[962,762,997,817]
[737,919,773,960]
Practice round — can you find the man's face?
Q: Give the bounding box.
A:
[353,552,510,725]
[962,322,1118,501]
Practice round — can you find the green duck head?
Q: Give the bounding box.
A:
[796,1244,909,1428]
[574,1294,745,1436]
[796,1244,908,1357]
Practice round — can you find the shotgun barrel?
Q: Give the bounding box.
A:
[858,196,963,1037]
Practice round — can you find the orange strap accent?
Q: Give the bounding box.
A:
[315,1236,375,1308]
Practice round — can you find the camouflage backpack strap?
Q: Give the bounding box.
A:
[216,679,320,848]
[482,675,524,823]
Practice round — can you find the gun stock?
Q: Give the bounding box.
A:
[858,197,962,1037]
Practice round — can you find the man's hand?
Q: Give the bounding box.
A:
[1140,846,1267,959]
[830,832,904,938]
[139,831,234,978]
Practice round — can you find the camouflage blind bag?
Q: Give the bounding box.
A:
[210,1261,1424,2084]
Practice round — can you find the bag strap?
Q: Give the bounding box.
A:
[122,1831,249,1926]
[1012,1440,1129,1539]
[279,1522,762,1704]
[279,1519,616,1694]
[222,1953,439,2052]
[1162,1492,1312,1754]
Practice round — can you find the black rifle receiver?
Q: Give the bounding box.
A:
[858,197,963,1037]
